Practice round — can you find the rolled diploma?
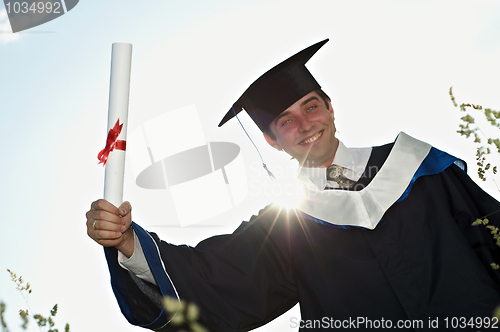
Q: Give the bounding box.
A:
[103,43,133,207]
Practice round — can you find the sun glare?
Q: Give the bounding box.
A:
[272,177,305,210]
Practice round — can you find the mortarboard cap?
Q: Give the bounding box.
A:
[219,39,329,132]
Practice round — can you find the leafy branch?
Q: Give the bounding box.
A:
[451,86,500,185]
[452,87,500,319]
[451,87,500,271]
[1,270,70,332]
[163,296,208,332]
[472,218,500,270]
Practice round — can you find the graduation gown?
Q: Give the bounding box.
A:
[104,136,500,332]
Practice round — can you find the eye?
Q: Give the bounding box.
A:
[281,119,291,126]
[307,105,316,112]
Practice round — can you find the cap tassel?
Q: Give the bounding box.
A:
[263,163,276,180]
[232,106,276,181]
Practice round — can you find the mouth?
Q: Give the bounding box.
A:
[299,130,323,145]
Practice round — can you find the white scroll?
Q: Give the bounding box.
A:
[100,43,133,207]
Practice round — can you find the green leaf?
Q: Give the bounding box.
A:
[186,303,200,322]
[486,225,498,233]
[472,218,489,226]
[190,321,209,332]
[169,312,185,326]
[50,304,58,317]
[449,87,458,107]
[472,219,483,226]
[493,305,500,319]
[460,114,475,124]
[1,302,8,332]
[34,314,47,327]
[163,297,182,314]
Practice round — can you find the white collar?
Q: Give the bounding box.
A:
[298,140,372,190]
[295,132,431,230]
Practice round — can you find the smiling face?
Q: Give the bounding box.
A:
[264,91,338,167]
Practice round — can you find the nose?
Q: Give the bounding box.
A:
[297,114,313,132]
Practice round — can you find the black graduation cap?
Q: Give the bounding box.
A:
[218,39,329,132]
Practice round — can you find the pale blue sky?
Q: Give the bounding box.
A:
[1,1,500,331]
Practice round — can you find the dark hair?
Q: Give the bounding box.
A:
[264,89,331,140]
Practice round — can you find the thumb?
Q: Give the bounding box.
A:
[118,201,132,217]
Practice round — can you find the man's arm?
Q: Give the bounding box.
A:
[86,199,174,330]
[86,201,299,331]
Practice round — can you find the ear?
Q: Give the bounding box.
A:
[327,99,335,121]
[264,133,282,151]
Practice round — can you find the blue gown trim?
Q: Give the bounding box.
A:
[105,222,178,329]
[396,147,464,203]
[104,246,135,322]
[300,147,464,229]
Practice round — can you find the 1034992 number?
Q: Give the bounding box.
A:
[443,316,499,329]
[5,1,62,14]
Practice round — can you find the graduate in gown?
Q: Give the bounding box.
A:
[86,39,500,331]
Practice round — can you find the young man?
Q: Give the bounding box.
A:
[86,39,500,331]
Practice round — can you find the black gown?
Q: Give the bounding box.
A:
[104,142,500,332]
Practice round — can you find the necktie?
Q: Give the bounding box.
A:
[326,165,356,189]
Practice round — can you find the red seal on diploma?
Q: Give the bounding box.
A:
[98,119,126,166]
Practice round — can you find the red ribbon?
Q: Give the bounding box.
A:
[98,119,126,166]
